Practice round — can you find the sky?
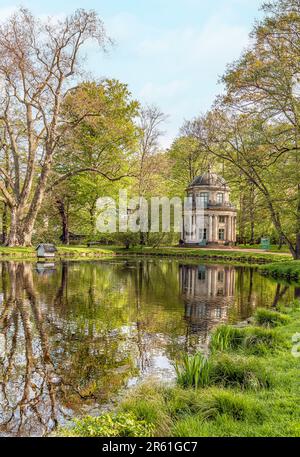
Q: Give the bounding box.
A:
[0,0,263,147]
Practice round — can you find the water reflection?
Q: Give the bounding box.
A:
[0,259,296,436]
[0,262,58,436]
[181,265,235,343]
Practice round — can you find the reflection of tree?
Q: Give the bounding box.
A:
[0,262,58,436]
[134,260,150,372]
[53,261,69,309]
[272,283,289,308]
[0,261,137,436]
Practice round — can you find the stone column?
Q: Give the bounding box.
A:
[214,215,218,242]
[228,216,232,242]
[232,217,236,242]
[209,215,213,242]
[225,216,229,241]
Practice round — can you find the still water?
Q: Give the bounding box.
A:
[0,258,297,436]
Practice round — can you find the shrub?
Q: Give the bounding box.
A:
[120,386,172,435]
[175,353,211,389]
[254,308,290,328]
[197,390,265,422]
[242,327,284,355]
[210,324,283,355]
[63,412,154,437]
[210,325,244,352]
[210,355,272,390]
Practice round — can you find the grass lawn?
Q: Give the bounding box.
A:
[59,303,300,437]
[102,245,290,264]
[260,261,300,282]
[238,244,290,253]
[0,245,115,259]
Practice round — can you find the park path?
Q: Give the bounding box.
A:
[171,247,292,257]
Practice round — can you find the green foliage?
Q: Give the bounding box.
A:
[260,261,300,282]
[195,390,265,422]
[167,136,212,197]
[254,308,290,327]
[210,324,284,355]
[210,355,272,390]
[175,352,272,391]
[175,353,211,389]
[61,412,154,437]
[242,327,284,354]
[210,325,244,351]
[120,384,172,436]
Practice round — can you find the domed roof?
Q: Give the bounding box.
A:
[189,172,227,189]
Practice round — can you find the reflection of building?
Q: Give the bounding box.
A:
[180,264,235,341]
[182,170,237,246]
[36,262,56,276]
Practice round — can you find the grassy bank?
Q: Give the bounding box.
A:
[59,303,300,437]
[105,246,290,264]
[0,244,293,268]
[0,245,115,260]
[238,244,290,253]
[260,261,300,283]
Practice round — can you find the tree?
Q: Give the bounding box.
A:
[135,105,167,195]
[0,8,109,246]
[132,105,167,246]
[217,0,300,258]
[47,79,139,243]
[192,109,299,257]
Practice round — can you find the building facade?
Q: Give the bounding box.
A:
[182,171,237,246]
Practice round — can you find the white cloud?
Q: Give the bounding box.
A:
[0,6,17,21]
[140,80,189,100]
[136,16,249,69]
[106,12,144,42]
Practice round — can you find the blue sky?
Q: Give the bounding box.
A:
[0,0,263,146]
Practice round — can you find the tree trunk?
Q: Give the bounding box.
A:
[295,184,300,259]
[238,193,246,244]
[6,207,23,246]
[140,231,146,246]
[295,233,300,260]
[249,183,255,245]
[56,198,69,245]
[2,203,8,245]
[6,153,55,247]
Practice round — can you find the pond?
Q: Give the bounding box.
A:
[0,258,297,436]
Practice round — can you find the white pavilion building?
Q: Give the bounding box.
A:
[182,170,237,246]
